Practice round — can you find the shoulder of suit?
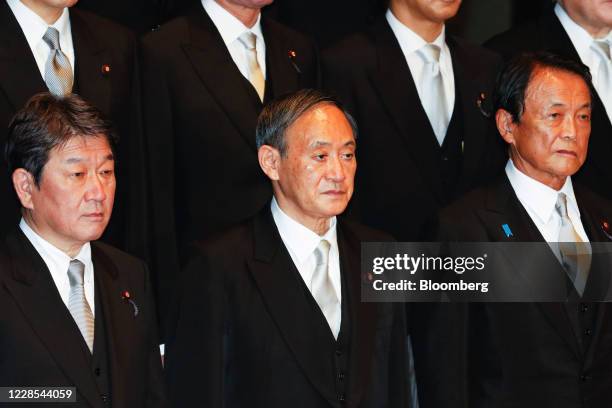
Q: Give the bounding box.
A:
[70,8,136,44]
[322,30,376,71]
[574,183,612,218]
[262,16,315,47]
[339,217,394,242]
[91,240,146,271]
[188,221,253,261]
[441,185,490,223]
[483,13,548,60]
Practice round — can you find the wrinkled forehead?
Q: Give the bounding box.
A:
[525,66,591,105]
[50,134,114,162]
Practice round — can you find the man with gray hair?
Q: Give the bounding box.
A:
[486,0,612,201]
[165,89,410,408]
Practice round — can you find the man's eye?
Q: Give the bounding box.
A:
[342,153,355,160]
[100,169,114,176]
[313,154,327,161]
[71,172,85,178]
[549,113,560,119]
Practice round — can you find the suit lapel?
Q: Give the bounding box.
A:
[91,244,137,408]
[261,17,300,102]
[2,231,103,408]
[480,177,582,358]
[448,37,491,188]
[70,10,112,115]
[367,19,443,196]
[181,9,260,151]
[0,2,46,112]
[246,210,341,407]
[338,222,378,406]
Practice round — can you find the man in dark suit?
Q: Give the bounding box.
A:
[165,89,410,408]
[485,0,612,202]
[439,52,612,407]
[141,0,320,315]
[323,0,505,242]
[0,93,166,408]
[0,0,145,256]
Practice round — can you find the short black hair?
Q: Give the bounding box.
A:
[5,92,117,186]
[492,51,593,123]
[255,89,358,156]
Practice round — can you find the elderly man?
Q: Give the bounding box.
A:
[0,93,166,408]
[486,0,612,202]
[439,52,612,407]
[141,0,320,319]
[165,89,410,408]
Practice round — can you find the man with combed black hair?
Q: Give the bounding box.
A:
[165,89,410,408]
[0,93,167,408]
[438,52,612,408]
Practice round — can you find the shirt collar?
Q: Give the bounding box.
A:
[19,217,92,267]
[505,159,580,225]
[555,2,607,63]
[270,197,337,264]
[202,0,263,48]
[385,8,446,56]
[7,0,71,51]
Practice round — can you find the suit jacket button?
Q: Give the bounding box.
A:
[338,372,345,381]
[95,367,101,376]
[335,349,343,357]
[584,329,592,336]
[338,393,345,402]
[581,303,589,312]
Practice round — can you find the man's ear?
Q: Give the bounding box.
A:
[12,168,36,210]
[258,145,282,181]
[496,108,517,145]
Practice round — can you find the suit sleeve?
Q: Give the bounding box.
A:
[164,252,226,408]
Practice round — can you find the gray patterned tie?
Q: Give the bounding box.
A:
[67,260,95,352]
[42,27,73,96]
[555,193,592,296]
[237,31,265,101]
[311,240,341,339]
[417,43,450,146]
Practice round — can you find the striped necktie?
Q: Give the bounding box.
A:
[42,27,73,96]
[67,259,95,352]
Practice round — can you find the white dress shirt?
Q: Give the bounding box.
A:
[6,0,75,80]
[271,198,342,336]
[386,8,455,125]
[505,159,589,243]
[20,218,95,316]
[202,0,267,80]
[555,3,612,124]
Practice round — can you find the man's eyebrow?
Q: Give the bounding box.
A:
[64,153,114,164]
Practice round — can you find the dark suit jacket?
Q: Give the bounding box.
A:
[0,229,167,408]
[437,175,612,408]
[165,208,410,408]
[484,6,612,202]
[322,17,505,242]
[140,7,320,316]
[0,4,146,256]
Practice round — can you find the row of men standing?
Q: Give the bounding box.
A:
[0,0,612,407]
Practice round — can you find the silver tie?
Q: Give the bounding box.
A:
[417,44,450,146]
[591,38,612,118]
[67,260,95,352]
[311,240,341,339]
[42,27,73,96]
[237,31,265,101]
[555,193,591,296]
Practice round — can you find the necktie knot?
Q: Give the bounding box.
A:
[555,192,570,220]
[592,38,612,61]
[418,43,441,65]
[67,259,85,287]
[314,239,331,267]
[42,27,61,50]
[238,31,257,50]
